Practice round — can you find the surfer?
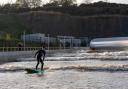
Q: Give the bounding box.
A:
[35,47,46,70]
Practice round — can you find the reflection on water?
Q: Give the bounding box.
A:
[0,49,128,89]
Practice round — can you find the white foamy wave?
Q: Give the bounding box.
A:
[0,61,128,72]
[51,65,128,72]
[17,49,128,61]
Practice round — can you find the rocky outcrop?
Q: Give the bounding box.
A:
[17,11,128,38]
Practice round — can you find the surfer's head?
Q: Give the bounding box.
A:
[41,46,46,50]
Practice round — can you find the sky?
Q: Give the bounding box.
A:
[0,0,128,5]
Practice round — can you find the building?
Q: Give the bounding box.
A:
[21,33,57,44]
[21,33,88,47]
[57,36,82,47]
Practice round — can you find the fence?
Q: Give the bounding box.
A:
[0,47,74,52]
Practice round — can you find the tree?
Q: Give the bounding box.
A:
[6,33,11,41]
[83,0,93,4]
[29,0,42,8]
[16,0,29,8]
[50,0,76,7]
[16,0,42,8]
[104,0,108,2]
[43,1,59,7]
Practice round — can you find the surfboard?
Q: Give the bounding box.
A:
[25,67,49,73]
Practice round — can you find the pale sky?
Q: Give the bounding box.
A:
[0,0,128,5]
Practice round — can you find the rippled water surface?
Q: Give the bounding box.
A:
[0,70,128,89]
[0,49,128,89]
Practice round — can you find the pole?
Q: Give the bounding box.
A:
[23,31,26,51]
[86,37,89,47]
[48,34,50,51]
[64,36,65,49]
[79,39,81,47]
[57,36,61,49]
[70,38,71,48]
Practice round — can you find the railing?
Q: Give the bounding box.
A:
[0,47,72,52]
[0,46,89,52]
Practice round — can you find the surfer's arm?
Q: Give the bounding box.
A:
[35,51,39,57]
[42,51,46,61]
[42,50,46,57]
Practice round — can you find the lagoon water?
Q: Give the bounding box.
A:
[0,49,128,89]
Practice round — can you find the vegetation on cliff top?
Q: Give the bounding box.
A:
[0,1,128,16]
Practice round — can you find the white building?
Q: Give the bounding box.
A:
[57,36,82,47]
[21,33,88,47]
[21,33,56,44]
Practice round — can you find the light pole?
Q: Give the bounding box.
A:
[48,34,50,51]
[70,37,72,48]
[23,31,26,51]
[57,36,61,49]
[63,36,65,49]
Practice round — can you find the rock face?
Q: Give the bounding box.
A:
[17,11,128,38]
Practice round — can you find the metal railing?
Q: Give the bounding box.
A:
[0,47,72,52]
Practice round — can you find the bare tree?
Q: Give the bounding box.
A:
[16,0,28,7]
[8,0,13,4]
[29,0,42,7]
[16,0,42,8]
[104,0,108,2]
[83,0,93,4]
[50,0,76,6]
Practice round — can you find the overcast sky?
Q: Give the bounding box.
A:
[0,0,128,5]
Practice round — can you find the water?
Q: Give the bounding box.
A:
[0,49,128,89]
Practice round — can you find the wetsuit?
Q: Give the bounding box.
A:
[35,49,46,70]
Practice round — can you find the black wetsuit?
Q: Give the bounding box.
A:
[35,49,46,70]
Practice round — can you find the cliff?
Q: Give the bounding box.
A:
[17,11,128,38]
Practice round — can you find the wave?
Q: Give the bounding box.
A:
[13,49,128,62]
[1,64,128,73]
[1,49,128,72]
[51,65,128,72]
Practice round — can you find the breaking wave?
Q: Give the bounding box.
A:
[1,49,128,72]
[0,63,128,73]
[51,65,128,72]
[18,49,128,61]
